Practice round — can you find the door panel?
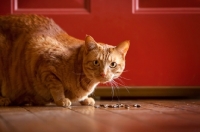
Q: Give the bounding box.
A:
[139,0,200,8]
[11,0,90,14]
[133,0,200,13]
[17,0,86,8]
[0,0,200,87]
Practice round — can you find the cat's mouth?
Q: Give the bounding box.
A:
[98,77,112,83]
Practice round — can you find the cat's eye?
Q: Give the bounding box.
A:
[93,60,100,66]
[110,62,117,68]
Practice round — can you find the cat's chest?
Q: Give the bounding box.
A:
[64,79,99,101]
[78,82,99,101]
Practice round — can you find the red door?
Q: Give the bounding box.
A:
[1,0,200,88]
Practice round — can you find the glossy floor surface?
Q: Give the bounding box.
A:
[0,99,200,132]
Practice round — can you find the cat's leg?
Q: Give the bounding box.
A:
[50,86,72,107]
[0,82,11,106]
[53,95,71,107]
[45,74,71,107]
[80,97,95,106]
[0,96,11,106]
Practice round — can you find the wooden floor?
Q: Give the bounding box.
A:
[0,99,200,132]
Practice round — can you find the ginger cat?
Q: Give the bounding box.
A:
[0,15,129,107]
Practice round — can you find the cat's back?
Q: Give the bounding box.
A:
[0,14,61,34]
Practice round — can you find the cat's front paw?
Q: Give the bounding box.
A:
[55,98,71,107]
[0,97,11,106]
[80,97,95,106]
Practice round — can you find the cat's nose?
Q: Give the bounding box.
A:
[100,72,106,78]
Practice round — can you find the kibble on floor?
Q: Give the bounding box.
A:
[94,103,141,109]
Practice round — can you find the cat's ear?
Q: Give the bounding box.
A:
[115,40,130,57]
[85,35,98,53]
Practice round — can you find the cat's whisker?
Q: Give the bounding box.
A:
[121,70,129,73]
[109,81,115,100]
[118,76,130,81]
[111,82,116,100]
[111,80,119,90]
[116,77,130,87]
[113,78,130,94]
[110,80,121,101]
[116,76,131,93]
[108,81,116,98]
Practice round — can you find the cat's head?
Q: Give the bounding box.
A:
[83,35,129,83]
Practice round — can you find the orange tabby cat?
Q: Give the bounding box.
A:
[0,14,129,107]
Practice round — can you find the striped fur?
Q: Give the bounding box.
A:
[0,15,129,107]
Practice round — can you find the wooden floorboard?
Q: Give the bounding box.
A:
[0,99,200,132]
